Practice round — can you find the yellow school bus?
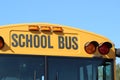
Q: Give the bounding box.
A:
[0,23,116,80]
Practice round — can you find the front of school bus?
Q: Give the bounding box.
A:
[0,23,116,80]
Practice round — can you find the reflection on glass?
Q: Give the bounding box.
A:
[98,62,112,80]
[42,75,44,80]
[98,66,104,80]
[80,67,84,80]
[105,62,112,80]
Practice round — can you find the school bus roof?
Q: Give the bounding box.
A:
[0,23,115,59]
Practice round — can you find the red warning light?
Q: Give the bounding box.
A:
[0,36,4,49]
[98,42,112,55]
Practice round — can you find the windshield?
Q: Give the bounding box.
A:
[0,55,45,80]
[48,57,113,80]
[0,55,113,80]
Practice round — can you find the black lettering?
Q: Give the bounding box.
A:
[58,36,64,49]
[72,37,78,50]
[65,36,71,49]
[19,34,25,47]
[26,34,32,47]
[48,36,53,48]
[12,34,18,47]
[34,35,40,48]
[41,35,47,48]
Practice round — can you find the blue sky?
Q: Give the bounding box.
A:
[0,0,120,62]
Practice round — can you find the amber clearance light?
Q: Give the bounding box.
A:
[28,25,39,31]
[52,27,63,32]
[41,26,51,32]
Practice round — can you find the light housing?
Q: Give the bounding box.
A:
[0,36,4,49]
[84,41,98,54]
[28,25,39,31]
[41,26,51,32]
[116,48,120,57]
[98,42,112,55]
[52,27,63,32]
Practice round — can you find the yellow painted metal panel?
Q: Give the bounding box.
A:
[0,23,115,59]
